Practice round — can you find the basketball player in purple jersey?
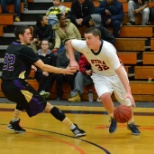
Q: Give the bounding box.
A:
[1,25,86,137]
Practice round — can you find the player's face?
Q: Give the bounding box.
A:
[19,28,32,45]
[85,33,99,49]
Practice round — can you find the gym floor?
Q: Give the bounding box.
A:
[0,99,154,154]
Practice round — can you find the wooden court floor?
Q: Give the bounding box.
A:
[0,103,154,154]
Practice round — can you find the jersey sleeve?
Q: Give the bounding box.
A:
[19,46,40,64]
[71,40,86,53]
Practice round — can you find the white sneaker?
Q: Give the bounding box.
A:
[96,97,101,102]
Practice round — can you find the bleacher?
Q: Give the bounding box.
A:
[0,0,154,101]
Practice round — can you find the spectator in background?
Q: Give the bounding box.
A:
[70,0,95,27]
[0,0,21,22]
[35,40,56,98]
[89,14,116,45]
[96,0,124,37]
[46,0,70,27]
[127,0,150,25]
[32,15,55,51]
[23,0,28,11]
[52,13,81,54]
[56,40,80,100]
[68,54,93,102]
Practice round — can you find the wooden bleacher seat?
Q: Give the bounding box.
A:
[151,39,154,51]
[0,3,24,13]
[115,38,147,51]
[119,26,153,38]
[134,66,154,79]
[0,3,24,25]
[0,14,14,25]
[131,81,154,95]
[0,25,3,36]
[122,13,142,25]
[143,52,154,65]
[118,52,139,65]
[124,66,131,74]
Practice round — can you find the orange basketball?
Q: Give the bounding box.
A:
[114,105,132,123]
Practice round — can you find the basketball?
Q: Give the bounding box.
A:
[114,105,132,123]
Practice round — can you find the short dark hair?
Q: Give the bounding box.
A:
[41,39,49,45]
[56,13,65,20]
[84,27,101,39]
[14,25,29,40]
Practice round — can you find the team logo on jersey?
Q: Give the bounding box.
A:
[91,59,109,71]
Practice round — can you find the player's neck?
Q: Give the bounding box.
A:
[91,40,101,52]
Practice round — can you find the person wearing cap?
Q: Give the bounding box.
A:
[89,14,115,45]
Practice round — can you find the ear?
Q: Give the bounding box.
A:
[19,34,23,40]
[96,35,100,40]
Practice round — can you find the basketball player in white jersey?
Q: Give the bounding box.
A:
[66,27,140,135]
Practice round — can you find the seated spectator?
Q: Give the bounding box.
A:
[96,0,124,37]
[56,40,80,100]
[32,15,55,50]
[127,0,150,25]
[68,54,93,102]
[23,0,28,11]
[69,0,95,27]
[0,0,21,22]
[46,0,70,27]
[35,40,56,98]
[89,14,116,45]
[52,13,81,54]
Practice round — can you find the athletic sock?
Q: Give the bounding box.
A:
[62,117,75,130]
[11,109,21,122]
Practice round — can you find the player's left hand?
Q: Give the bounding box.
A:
[125,94,136,107]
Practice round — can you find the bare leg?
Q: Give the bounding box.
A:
[100,93,114,117]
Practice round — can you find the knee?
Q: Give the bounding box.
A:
[128,0,135,6]
[100,93,111,102]
[112,20,121,28]
[143,8,150,15]
[76,71,83,78]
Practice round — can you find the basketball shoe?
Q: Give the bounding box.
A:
[71,124,86,137]
[127,123,140,135]
[68,94,81,102]
[40,90,50,98]
[7,119,26,133]
[109,117,117,133]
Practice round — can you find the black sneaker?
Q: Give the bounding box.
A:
[109,118,117,133]
[7,119,26,133]
[127,123,140,135]
[71,124,86,137]
[127,21,135,25]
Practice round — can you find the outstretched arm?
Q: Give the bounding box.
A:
[66,40,79,70]
[34,59,76,75]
